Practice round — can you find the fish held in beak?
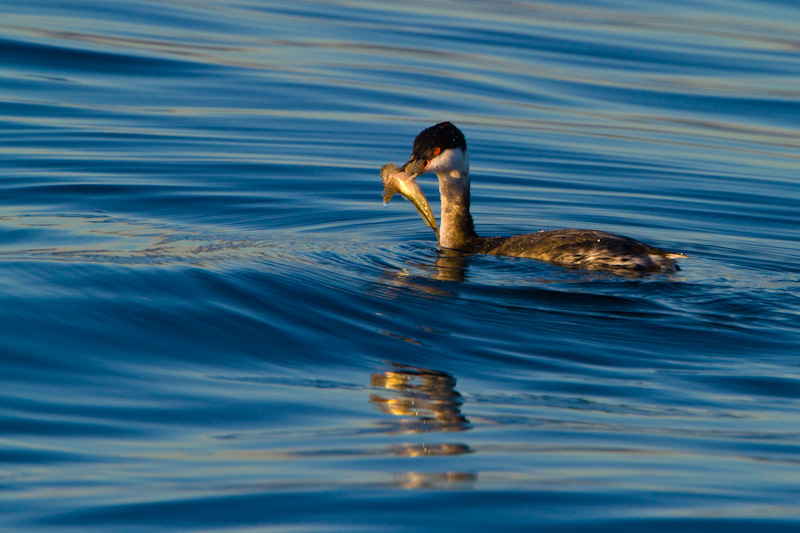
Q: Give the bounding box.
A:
[381,163,438,240]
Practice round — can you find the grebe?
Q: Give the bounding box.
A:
[382,122,684,273]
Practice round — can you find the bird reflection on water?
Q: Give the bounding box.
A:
[377,248,665,298]
[371,362,471,434]
[371,362,476,487]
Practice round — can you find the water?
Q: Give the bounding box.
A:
[2,0,800,530]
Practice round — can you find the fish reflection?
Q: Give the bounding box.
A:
[370,362,471,434]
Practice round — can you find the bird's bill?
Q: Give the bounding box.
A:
[400,157,427,179]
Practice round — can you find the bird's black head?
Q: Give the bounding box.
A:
[402,122,467,177]
[411,122,466,159]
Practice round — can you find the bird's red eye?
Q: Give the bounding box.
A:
[432,147,441,156]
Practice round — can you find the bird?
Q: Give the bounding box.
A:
[383,122,684,273]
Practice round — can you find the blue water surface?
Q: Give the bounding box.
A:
[2,0,800,531]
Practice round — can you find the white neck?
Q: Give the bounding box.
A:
[436,168,477,249]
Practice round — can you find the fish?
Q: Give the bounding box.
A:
[381,163,439,241]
